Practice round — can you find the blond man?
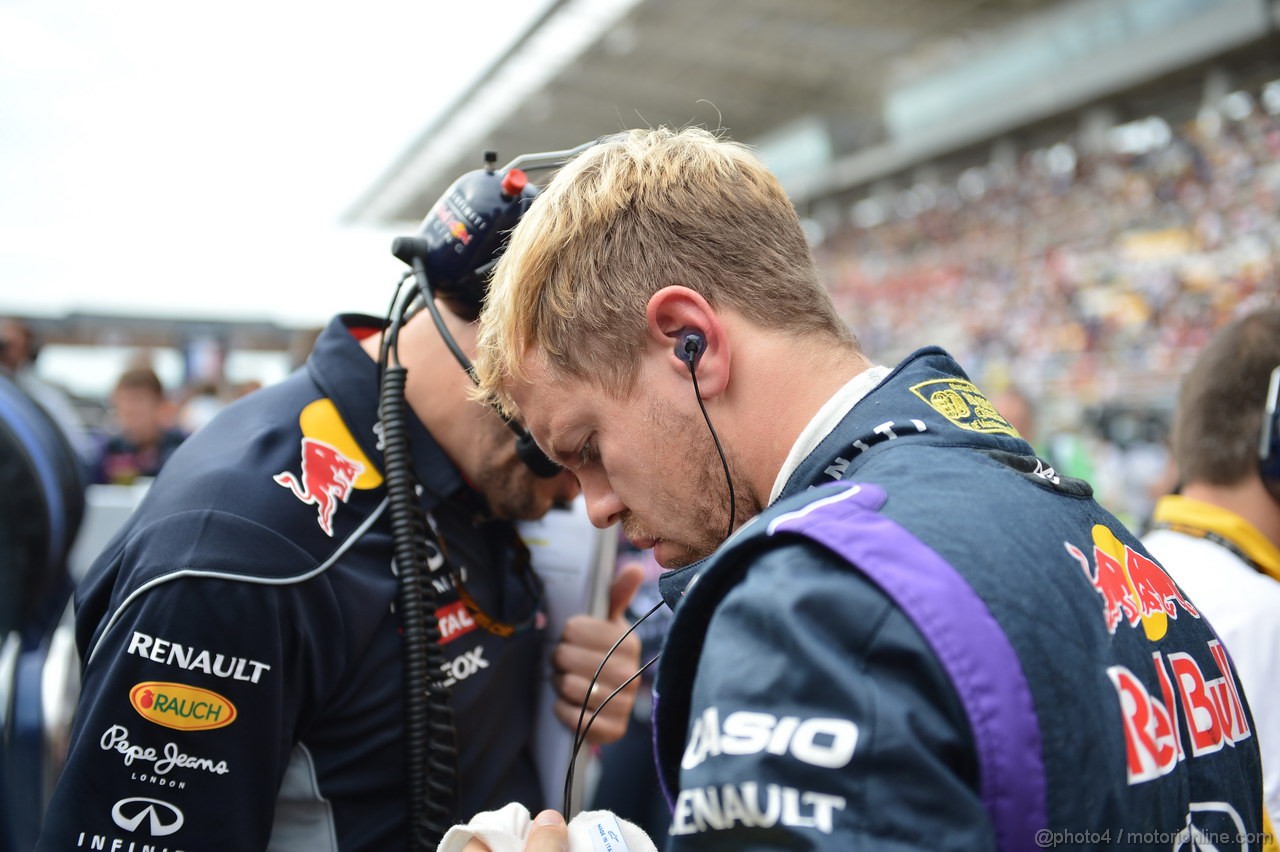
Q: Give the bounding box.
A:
[468,128,1267,850]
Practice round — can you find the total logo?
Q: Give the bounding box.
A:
[1108,639,1251,786]
[130,682,237,731]
[436,600,478,645]
[112,797,184,836]
[1065,524,1198,640]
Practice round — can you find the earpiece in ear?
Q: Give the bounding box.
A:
[676,329,705,369]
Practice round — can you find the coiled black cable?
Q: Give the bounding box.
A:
[380,306,457,850]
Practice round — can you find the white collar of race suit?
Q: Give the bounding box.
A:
[768,364,891,506]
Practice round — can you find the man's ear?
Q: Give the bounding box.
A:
[645,286,729,398]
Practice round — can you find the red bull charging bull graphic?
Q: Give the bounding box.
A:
[1064,524,1198,640]
[274,438,365,536]
[1064,525,1247,787]
[274,398,381,536]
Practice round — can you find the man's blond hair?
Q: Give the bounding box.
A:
[474,126,852,416]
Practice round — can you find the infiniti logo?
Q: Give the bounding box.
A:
[111,797,185,836]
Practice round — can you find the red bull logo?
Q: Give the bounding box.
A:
[274,437,365,536]
[1064,524,1198,640]
[1108,640,1250,785]
[434,205,472,245]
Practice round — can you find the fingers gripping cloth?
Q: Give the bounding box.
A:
[437,803,658,852]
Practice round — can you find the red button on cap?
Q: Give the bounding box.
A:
[501,168,528,197]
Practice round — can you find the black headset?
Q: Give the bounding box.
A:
[381,143,609,850]
[389,143,606,480]
[1260,365,1280,486]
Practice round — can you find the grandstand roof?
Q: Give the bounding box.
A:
[346,0,1062,227]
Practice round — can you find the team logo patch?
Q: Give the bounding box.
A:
[436,600,479,645]
[274,398,381,536]
[130,682,237,731]
[127,630,271,684]
[112,796,185,836]
[909,378,1018,436]
[1109,641,1250,786]
[1065,524,1198,640]
[274,437,365,536]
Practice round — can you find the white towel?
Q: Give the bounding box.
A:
[437,803,658,852]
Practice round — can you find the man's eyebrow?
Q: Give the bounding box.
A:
[543,427,576,466]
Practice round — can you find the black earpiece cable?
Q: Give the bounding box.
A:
[560,339,739,819]
[562,598,667,818]
[378,270,414,384]
[413,258,479,382]
[687,359,736,542]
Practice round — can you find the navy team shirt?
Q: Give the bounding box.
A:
[39,315,547,851]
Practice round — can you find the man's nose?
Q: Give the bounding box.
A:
[580,474,624,530]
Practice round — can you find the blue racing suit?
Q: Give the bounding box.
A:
[654,348,1267,850]
[37,315,548,851]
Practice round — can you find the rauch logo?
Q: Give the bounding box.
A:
[130,681,237,731]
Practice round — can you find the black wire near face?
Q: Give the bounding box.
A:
[378,271,414,381]
[560,340,739,816]
[378,292,458,848]
[687,359,736,543]
[562,598,668,818]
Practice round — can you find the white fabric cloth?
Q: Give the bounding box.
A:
[768,365,890,505]
[1143,527,1280,825]
[438,803,658,852]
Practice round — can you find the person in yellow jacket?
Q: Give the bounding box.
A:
[1144,306,1280,834]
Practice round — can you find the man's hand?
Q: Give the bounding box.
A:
[551,564,645,744]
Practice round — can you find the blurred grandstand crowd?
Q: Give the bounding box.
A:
[814,80,1280,526]
[7,82,1280,529]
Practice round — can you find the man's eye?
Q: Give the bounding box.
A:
[578,438,597,466]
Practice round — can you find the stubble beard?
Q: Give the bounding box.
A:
[628,400,761,569]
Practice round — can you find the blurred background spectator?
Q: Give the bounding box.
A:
[93,365,187,485]
[176,380,227,434]
[1142,306,1280,825]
